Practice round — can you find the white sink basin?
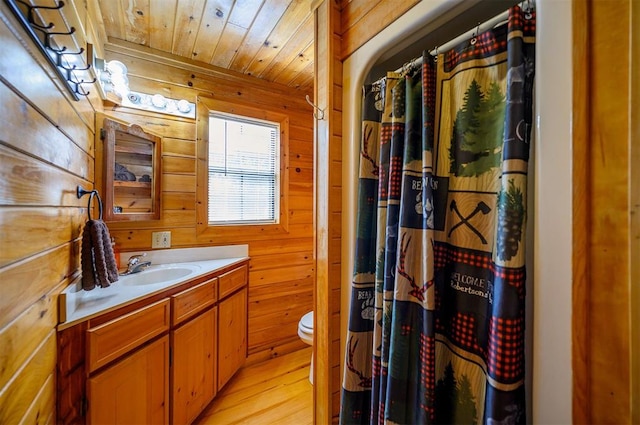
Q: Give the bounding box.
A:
[120,265,200,286]
[58,246,249,330]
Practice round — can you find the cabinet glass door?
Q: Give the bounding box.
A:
[102,117,161,221]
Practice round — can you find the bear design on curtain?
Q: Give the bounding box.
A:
[340,6,536,425]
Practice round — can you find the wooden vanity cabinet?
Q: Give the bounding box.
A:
[57,262,249,425]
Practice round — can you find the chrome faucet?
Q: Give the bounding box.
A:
[121,253,152,275]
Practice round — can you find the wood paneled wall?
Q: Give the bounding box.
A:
[0,1,102,422]
[339,0,420,60]
[101,41,315,363]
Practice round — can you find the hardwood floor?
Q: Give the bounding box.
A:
[194,347,313,424]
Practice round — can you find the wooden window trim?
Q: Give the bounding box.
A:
[195,96,290,244]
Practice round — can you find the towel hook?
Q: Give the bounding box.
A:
[77,185,103,220]
[305,95,325,120]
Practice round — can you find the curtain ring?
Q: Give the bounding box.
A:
[402,61,411,75]
[433,46,439,62]
[524,0,533,20]
[470,22,480,45]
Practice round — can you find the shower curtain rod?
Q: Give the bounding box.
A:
[427,8,511,57]
[376,1,534,83]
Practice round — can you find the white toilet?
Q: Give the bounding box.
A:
[297,311,314,384]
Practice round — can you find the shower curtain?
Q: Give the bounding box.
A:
[340,6,535,425]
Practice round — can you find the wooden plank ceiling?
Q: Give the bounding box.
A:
[96,0,314,91]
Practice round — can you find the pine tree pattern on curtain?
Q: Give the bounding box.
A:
[341,6,535,425]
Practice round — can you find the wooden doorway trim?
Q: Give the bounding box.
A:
[572,1,635,423]
[631,3,639,422]
[313,0,343,422]
[571,1,589,421]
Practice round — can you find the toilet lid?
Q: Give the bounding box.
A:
[300,311,313,331]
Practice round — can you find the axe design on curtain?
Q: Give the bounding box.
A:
[341,6,535,425]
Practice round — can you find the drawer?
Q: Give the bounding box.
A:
[88,299,169,372]
[171,278,217,326]
[218,265,247,300]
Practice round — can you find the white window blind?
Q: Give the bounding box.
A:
[208,113,280,225]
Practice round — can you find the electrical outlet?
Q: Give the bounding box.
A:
[152,231,171,249]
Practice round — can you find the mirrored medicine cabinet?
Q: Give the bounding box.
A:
[96,114,162,221]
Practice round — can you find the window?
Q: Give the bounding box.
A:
[196,96,290,241]
[208,113,280,225]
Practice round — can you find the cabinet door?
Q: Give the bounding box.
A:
[99,115,162,222]
[171,307,217,425]
[218,288,247,389]
[88,336,169,425]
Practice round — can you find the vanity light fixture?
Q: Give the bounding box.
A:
[121,90,195,118]
[93,57,128,104]
[96,59,196,119]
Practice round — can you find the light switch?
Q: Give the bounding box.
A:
[152,231,171,248]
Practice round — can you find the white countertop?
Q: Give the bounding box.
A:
[58,245,249,330]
